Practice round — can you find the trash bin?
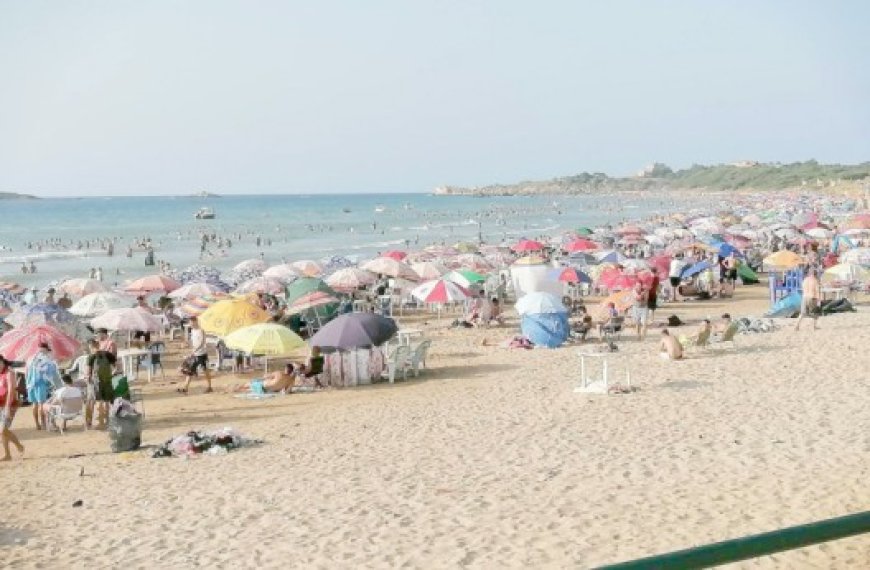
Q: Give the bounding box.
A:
[108,413,142,453]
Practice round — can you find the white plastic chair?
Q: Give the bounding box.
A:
[407,340,432,377]
[382,344,410,383]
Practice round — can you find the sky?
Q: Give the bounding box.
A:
[1,1,869,197]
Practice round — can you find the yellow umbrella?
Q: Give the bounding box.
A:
[198,298,270,337]
[822,262,870,284]
[763,250,803,270]
[223,323,306,357]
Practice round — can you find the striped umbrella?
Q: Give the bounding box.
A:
[179,293,229,318]
[235,276,285,296]
[411,261,448,281]
[233,259,268,273]
[0,324,80,362]
[69,292,135,318]
[262,264,301,282]
[286,291,340,315]
[168,281,224,301]
[455,253,494,272]
[361,257,419,280]
[411,279,470,304]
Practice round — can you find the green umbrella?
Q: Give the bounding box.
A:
[284,277,336,304]
[456,268,486,283]
[575,227,594,236]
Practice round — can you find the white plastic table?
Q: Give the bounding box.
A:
[118,348,150,383]
[576,351,632,394]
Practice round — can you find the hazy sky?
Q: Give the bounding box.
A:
[1,1,868,197]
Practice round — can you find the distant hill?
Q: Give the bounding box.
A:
[434,160,870,196]
[0,192,38,200]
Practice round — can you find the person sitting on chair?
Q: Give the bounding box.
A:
[228,363,296,394]
[296,347,325,388]
[44,374,83,430]
[597,302,620,340]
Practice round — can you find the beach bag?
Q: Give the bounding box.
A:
[111,375,130,400]
[667,315,683,327]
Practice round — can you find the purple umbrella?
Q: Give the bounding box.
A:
[310,313,397,351]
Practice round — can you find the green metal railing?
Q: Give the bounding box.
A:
[600,511,870,569]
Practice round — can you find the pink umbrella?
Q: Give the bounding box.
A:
[410,261,448,281]
[91,307,162,332]
[236,276,285,295]
[326,268,376,292]
[410,279,470,304]
[564,239,599,253]
[58,278,110,297]
[558,268,592,284]
[382,250,408,261]
[512,239,545,253]
[610,274,640,291]
[125,275,181,294]
[648,255,672,276]
[361,257,419,280]
[0,324,80,362]
[289,260,323,277]
[617,225,644,235]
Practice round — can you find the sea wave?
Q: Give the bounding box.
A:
[0,250,105,264]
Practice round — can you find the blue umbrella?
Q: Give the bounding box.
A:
[682,260,712,279]
[717,243,745,258]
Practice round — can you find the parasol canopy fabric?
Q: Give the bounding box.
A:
[198,298,270,337]
[57,278,110,298]
[360,257,418,280]
[168,281,225,300]
[326,267,376,292]
[0,324,80,362]
[289,260,323,277]
[410,279,470,304]
[223,323,306,356]
[235,276,286,296]
[763,250,803,270]
[69,292,135,318]
[310,312,398,350]
[411,261,449,281]
[512,239,545,253]
[262,264,302,282]
[286,291,340,315]
[125,275,181,294]
[91,307,163,332]
[515,292,566,316]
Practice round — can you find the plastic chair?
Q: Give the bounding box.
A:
[382,345,411,383]
[406,340,431,377]
[143,341,166,381]
[47,394,87,434]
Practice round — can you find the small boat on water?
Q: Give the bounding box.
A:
[342,207,352,213]
[194,207,216,219]
[374,205,386,213]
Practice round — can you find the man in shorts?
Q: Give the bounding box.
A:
[795,268,821,331]
[631,281,649,340]
[87,339,116,428]
[180,317,213,394]
[668,256,686,301]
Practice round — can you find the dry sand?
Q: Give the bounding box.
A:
[2,285,870,568]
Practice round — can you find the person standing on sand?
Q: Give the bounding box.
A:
[180,316,213,394]
[668,255,686,301]
[25,343,61,430]
[795,268,821,331]
[0,357,24,460]
[647,268,660,322]
[631,281,649,340]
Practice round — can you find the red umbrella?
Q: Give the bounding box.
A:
[597,266,623,289]
[648,255,672,276]
[0,324,80,362]
[558,268,592,284]
[382,250,408,261]
[410,279,470,304]
[564,239,599,253]
[617,225,644,235]
[512,239,545,253]
[610,274,640,291]
[125,275,181,294]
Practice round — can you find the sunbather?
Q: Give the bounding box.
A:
[659,329,684,360]
[679,319,711,347]
[227,363,297,394]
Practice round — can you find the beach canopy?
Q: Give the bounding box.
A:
[556,267,592,284]
[284,277,336,304]
[512,239,545,253]
[564,239,599,253]
[411,279,470,304]
[5,303,79,330]
[223,323,306,357]
[0,324,80,362]
[168,281,224,301]
[178,293,229,318]
[682,260,712,279]
[515,292,565,316]
[91,307,162,332]
[361,257,418,280]
[69,292,135,318]
[199,298,270,337]
[763,250,803,270]
[57,278,110,298]
[520,313,569,348]
[443,269,486,290]
[233,259,268,273]
[125,275,181,294]
[310,312,397,350]
[326,267,377,292]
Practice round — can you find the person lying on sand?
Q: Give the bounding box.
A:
[227,363,297,394]
[659,329,683,360]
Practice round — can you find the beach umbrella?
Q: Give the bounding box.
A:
[178,293,229,318]
[319,255,355,276]
[310,312,398,350]
[235,276,285,296]
[840,248,870,267]
[0,324,80,362]
[621,259,650,272]
[763,251,803,270]
[168,281,224,301]
[682,260,713,279]
[822,262,870,284]
[515,292,565,316]
[411,261,448,281]
[617,225,644,235]
[805,227,834,239]
[233,259,268,274]
[444,269,486,290]
[284,277,336,304]
[69,292,135,318]
[424,244,459,257]
[0,281,25,295]
[564,239,599,253]
[382,250,407,261]
[57,278,109,298]
[593,290,635,317]
[575,227,594,236]
[557,267,592,284]
[609,274,639,291]
[289,260,323,277]
[262,264,302,282]
[482,251,515,267]
[5,303,79,331]
[360,257,418,280]
[326,267,376,292]
[91,307,162,332]
[453,242,479,254]
[286,291,340,315]
[223,323,306,357]
[199,298,270,337]
[512,239,545,253]
[411,279,471,304]
[125,275,181,294]
[455,253,494,272]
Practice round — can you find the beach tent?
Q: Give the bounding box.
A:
[765,291,802,318]
[520,312,569,348]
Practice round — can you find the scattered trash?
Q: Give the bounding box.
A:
[152,428,262,458]
[108,398,142,453]
[72,500,83,507]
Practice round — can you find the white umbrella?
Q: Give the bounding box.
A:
[326,267,376,292]
[235,276,285,295]
[91,307,162,332]
[69,292,135,318]
[515,292,566,316]
[233,259,267,273]
[263,264,301,282]
[411,261,448,281]
[168,281,223,300]
[57,278,110,298]
[805,228,833,239]
[361,257,418,280]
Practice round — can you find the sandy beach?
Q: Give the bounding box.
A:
[2,283,869,569]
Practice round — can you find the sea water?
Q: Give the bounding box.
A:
[0,192,710,288]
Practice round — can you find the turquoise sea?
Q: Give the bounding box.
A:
[0,192,709,288]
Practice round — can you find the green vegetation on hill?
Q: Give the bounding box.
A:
[0,192,38,200]
[435,160,870,196]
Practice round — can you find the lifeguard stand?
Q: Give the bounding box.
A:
[769,268,803,306]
